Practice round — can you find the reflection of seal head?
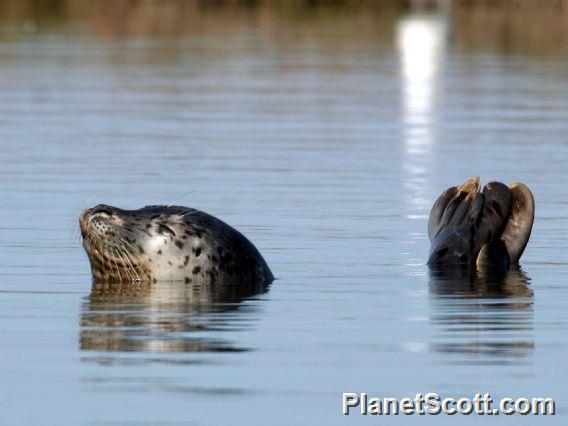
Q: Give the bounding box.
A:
[81,279,270,354]
[79,204,274,285]
[428,178,534,268]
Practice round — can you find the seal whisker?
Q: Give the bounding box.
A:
[98,242,110,280]
[98,243,106,267]
[164,190,195,208]
[110,247,123,284]
[123,248,139,282]
[179,209,198,218]
[120,246,141,283]
[117,248,136,283]
[116,249,135,283]
[119,239,140,258]
[119,241,144,275]
[69,222,82,245]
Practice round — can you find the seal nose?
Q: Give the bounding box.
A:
[79,205,115,238]
[79,207,94,238]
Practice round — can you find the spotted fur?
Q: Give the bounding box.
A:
[79,204,274,285]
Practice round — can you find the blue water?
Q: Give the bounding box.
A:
[1,3,568,424]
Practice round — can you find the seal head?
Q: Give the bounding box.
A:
[80,204,274,285]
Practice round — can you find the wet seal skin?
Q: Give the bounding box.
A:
[79,204,274,285]
[428,178,534,269]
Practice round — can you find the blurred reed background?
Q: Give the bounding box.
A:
[0,0,567,57]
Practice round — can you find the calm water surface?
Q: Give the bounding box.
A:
[1,3,568,425]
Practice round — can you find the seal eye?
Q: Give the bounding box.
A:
[158,224,176,237]
[92,207,113,218]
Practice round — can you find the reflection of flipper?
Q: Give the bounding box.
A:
[428,266,533,364]
[428,178,534,266]
[429,264,533,299]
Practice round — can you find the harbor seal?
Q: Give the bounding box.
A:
[79,204,274,285]
[428,177,534,268]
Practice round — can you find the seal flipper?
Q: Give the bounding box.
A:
[428,186,458,242]
[476,239,510,270]
[428,178,482,265]
[436,178,480,237]
[472,181,512,259]
[501,183,535,264]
